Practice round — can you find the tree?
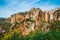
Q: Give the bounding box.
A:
[51,20,60,30]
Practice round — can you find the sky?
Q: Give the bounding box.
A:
[0,0,60,18]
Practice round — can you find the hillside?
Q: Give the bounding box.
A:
[0,8,60,40]
[10,8,60,35]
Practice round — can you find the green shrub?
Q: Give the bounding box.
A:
[51,20,60,30]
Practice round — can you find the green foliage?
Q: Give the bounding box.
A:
[51,20,60,30]
[11,32,23,40]
[29,30,60,40]
[42,21,47,24]
[30,17,36,22]
[1,32,10,40]
[0,29,60,40]
[0,35,2,40]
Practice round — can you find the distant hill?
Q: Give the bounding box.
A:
[0,18,6,21]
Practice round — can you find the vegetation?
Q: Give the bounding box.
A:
[0,8,60,40]
[51,20,60,30]
[0,20,60,40]
[0,29,60,40]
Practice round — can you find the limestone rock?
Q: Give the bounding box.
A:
[10,8,60,35]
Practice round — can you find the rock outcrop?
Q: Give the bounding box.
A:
[10,8,60,35]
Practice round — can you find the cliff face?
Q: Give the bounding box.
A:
[10,8,60,35]
[44,8,60,22]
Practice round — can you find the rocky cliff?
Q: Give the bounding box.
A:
[10,8,60,35]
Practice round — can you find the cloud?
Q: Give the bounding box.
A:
[0,0,60,18]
